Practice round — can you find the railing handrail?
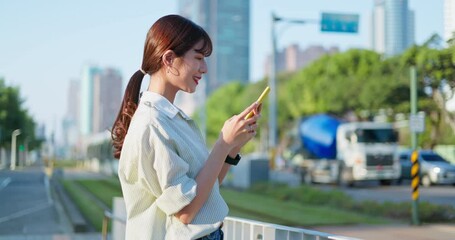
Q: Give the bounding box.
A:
[102,210,126,240]
[104,206,359,240]
[224,216,360,240]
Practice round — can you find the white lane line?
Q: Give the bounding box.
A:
[0,202,52,224]
[0,177,11,191]
[44,175,54,204]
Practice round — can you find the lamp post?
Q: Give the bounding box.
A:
[269,13,318,164]
[10,129,21,170]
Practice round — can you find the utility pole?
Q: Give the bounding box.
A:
[410,66,421,225]
[268,12,358,168]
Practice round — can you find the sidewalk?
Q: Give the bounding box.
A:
[313,223,455,240]
[0,233,104,240]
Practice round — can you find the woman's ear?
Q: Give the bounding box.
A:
[162,50,175,68]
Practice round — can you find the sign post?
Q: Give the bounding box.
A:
[410,66,420,225]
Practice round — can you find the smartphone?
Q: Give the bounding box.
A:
[245,86,270,119]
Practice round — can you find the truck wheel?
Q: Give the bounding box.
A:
[303,171,313,185]
[337,166,354,188]
[379,180,392,186]
[421,175,432,187]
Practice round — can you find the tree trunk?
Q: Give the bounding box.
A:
[433,89,455,135]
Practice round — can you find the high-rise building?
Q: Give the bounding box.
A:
[444,0,455,43]
[371,0,414,56]
[66,79,80,126]
[79,65,122,135]
[62,79,80,157]
[179,0,250,93]
[264,44,339,76]
[80,65,101,135]
[175,0,250,117]
[93,68,122,133]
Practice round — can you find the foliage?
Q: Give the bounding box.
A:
[249,182,455,223]
[0,78,42,150]
[61,180,105,231]
[221,188,388,226]
[201,38,455,150]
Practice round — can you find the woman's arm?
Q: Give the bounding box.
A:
[175,103,260,224]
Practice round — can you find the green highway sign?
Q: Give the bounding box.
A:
[321,12,359,33]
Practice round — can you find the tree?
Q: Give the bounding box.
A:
[0,79,41,150]
[401,38,455,147]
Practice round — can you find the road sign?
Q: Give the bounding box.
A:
[320,12,359,33]
[409,112,425,133]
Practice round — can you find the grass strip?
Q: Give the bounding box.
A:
[61,180,105,231]
[221,188,390,226]
[76,179,122,209]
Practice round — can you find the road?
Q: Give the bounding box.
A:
[315,180,455,208]
[0,166,71,235]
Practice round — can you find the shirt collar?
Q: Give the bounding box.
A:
[140,91,192,120]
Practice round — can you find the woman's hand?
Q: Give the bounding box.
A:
[219,102,262,152]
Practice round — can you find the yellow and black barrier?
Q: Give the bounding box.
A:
[410,150,420,225]
[410,151,419,200]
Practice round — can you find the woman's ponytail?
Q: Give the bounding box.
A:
[111,70,145,159]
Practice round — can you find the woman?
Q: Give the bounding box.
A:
[111,15,261,240]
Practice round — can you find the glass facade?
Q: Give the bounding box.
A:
[80,65,100,135]
[179,0,250,93]
[384,0,414,56]
[372,0,414,56]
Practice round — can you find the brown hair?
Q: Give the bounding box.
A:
[111,15,212,159]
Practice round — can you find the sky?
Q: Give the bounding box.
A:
[0,0,444,140]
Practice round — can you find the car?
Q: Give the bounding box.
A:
[398,150,455,187]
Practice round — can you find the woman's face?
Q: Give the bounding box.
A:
[169,40,208,93]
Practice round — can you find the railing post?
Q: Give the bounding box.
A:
[102,212,109,240]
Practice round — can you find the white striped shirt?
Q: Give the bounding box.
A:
[118,91,228,240]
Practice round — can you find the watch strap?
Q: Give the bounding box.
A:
[225,153,241,165]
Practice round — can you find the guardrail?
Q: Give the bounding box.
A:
[102,210,126,240]
[105,197,358,240]
[223,216,358,240]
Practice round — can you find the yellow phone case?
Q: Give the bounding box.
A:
[245,86,270,119]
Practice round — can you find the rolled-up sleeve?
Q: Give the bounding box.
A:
[147,124,197,216]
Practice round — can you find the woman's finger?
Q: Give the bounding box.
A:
[239,102,258,119]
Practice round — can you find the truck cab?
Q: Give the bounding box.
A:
[336,122,401,185]
[288,114,401,186]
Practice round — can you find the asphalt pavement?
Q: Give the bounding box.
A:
[313,223,455,240]
[1,166,454,239]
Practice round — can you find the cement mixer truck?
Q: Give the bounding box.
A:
[288,114,401,186]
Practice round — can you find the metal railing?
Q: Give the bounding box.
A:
[103,200,359,240]
[102,210,126,240]
[223,216,359,240]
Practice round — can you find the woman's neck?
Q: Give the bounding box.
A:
[148,73,177,103]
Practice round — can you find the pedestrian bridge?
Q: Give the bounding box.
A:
[105,197,358,240]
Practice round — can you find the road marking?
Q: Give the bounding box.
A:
[0,202,52,224]
[0,177,11,191]
[44,175,54,204]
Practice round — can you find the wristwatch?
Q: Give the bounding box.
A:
[225,153,241,166]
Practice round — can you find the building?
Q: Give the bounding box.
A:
[79,65,122,135]
[444,0,455,44]
[176,0,250,116]
[80,65,101,135]
[93,68,122,133]
[62,79,80,158]
[264,44,339,77]
[371,0,414,56]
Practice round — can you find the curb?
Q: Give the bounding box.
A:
[51,169,91,233]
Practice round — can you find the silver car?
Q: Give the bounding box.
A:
[398,150,455,187]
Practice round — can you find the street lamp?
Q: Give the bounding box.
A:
[269,13,318,160]
[10,129,21,170]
